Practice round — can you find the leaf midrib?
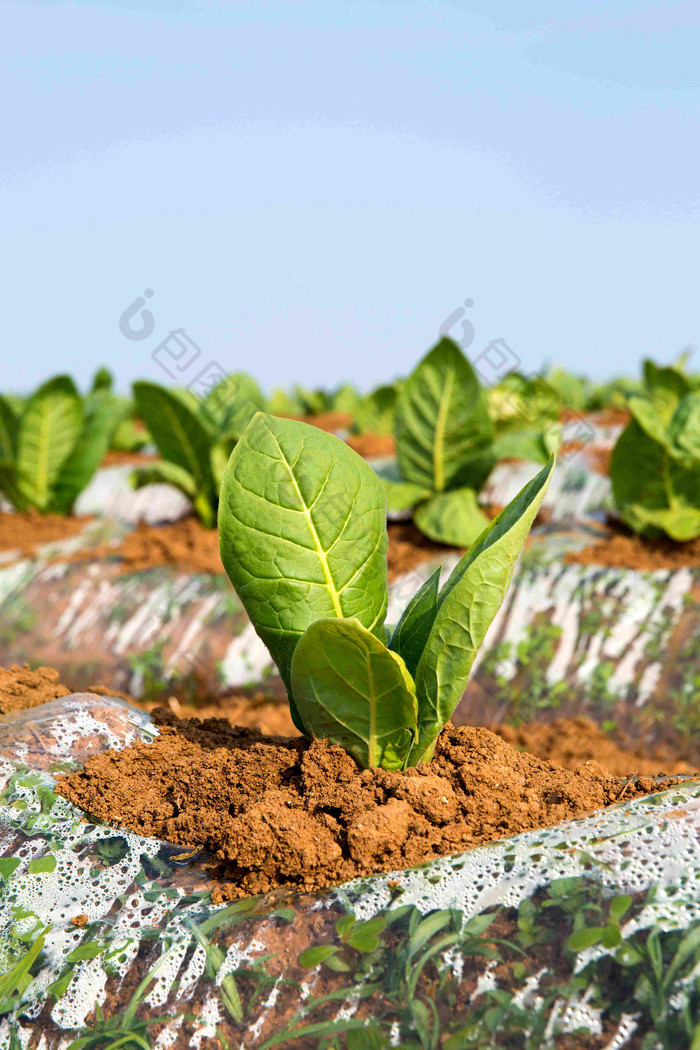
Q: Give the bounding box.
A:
[433,369,454,492]
[35,398,51,504]
[267,424,344,618]
[366,650,376,767]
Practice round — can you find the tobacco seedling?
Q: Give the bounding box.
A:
[379,338,556,547]
[611,362,700,540]
[0,375,119,513]
[131,380,249,528]
[219,412,553,769]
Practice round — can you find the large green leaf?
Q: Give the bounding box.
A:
[133,382,214,497]
[16,376,83,510]
[643,359,691,422]
[611,418,700,541]
[291,618,418,770]
[395,338,494,492]
[50,393,119,513]
[627,396,672,449]
[219,413,389,716]
[409,457,554,764]
[0,396,18,462]
[389,566,442,678]
[414,487,490,547]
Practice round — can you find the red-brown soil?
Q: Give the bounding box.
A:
[559,407,630,427]
[57,710,686,900]
[588,446,612,476]
[63,516,457,581]
[493,715,692,777]
[0,511,92,559]
[566,520,700,571]
[294,411,354,433]
[82,678,693,776]
[385,521,456,582]
[153,695,295,737]
[346,432,396,458]
[100,450,159,468]
[0,664,69,714]
[66,517,223,575]
[593,407,631,426]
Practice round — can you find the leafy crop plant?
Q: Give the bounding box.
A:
[379,337,557,548]
[219,412,553,769]
[131,378,264,527]
[611,362,700,540]
[0,375,120,513]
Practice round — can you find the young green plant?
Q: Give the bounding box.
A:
[131,379,261,527]
[219,412,553,769]
[611,373,700,541]
[379,338,556,547]
[0,375,120,514]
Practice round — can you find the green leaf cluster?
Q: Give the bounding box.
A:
[379,339,555,548]
[611,360,700,540]
[131,380,242,528]
[353,383,399,436]
[219,412,553,768]
[0,376,121,513]
[200,371,266,441]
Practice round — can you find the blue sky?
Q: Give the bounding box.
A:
[2,0,699,394]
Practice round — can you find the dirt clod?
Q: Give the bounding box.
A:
[0,664,69,715]
[57,710,685,900]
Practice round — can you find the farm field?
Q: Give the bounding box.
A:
[3,343,700,1048]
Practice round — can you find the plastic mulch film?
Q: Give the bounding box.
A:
[481,452,612,525]
[2,695,700,1049]
[456,526,700,758]
[75,465,192,525]
[3,519,700,765]
[0,547,460,700]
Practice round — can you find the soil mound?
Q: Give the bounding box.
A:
[69,517,224,575]
[57,710,685,901]
[566,522,700,571]
[493,716,692,777]
[0,664,69,714]
[0,511,91,559]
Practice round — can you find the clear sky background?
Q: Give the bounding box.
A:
[2,0,699,395]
